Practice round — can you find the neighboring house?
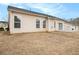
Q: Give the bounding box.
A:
[8,6,79,34]
[0,21,8,31]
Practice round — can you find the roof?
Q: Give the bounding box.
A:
[8,6,70,23]
[0,21,8,24]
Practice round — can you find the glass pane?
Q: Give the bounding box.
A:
[14,16,21,28]
[14,16,20,22]
[59,23,63,30]
[14,23,20,28]
[36,20,40,28]
[43,20,46,28]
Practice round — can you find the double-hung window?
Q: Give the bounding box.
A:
[14,16,21,28]
[59,23,63,30]
[43,20,46,28]
[36,19,40,28]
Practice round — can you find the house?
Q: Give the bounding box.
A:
[0,21,8,31]
[8,6,79,34]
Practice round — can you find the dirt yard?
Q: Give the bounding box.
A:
[0,31,79,55]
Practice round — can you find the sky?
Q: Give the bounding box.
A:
[0,3,79,21]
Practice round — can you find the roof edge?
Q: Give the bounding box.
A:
[8,5,70,23]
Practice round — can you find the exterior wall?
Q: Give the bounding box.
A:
[63,23,74,32]
[54,20,64,31]
[47,19,55,31]
[48,19,79,32]
[9,11,47,34]
[9,10,79,34]
[48,19,65,32]
[63,22,79,32]
[73,26,79,31]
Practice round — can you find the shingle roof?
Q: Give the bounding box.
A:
[8,6,70,23]
[0,21,8,23]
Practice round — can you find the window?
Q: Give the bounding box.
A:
[43,20,46,28]
[59,23,63,30]
[36,20,40,28]
[14,16,21,28]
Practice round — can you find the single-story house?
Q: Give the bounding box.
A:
[8,6,79,34]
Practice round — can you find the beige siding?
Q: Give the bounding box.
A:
[48,19,79,32]
[9,9,79,34]
[48,19,64,31]
[9,11,47,34]
[55,20,64,31]
[47,19,55,31]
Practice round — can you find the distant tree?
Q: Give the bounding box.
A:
[69,17,79,26]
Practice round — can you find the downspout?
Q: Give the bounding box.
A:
[8,10,10,34]
[46,17,49,32]
[54,20,56,31]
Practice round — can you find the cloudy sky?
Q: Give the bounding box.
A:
[0,3,79,21]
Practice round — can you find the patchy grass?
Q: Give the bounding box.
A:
[0,31,79,55]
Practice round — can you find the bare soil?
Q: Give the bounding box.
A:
[0,31,79,55]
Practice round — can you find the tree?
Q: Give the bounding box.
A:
[69,17,79,26]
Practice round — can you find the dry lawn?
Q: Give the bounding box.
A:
[0,31,79,55]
